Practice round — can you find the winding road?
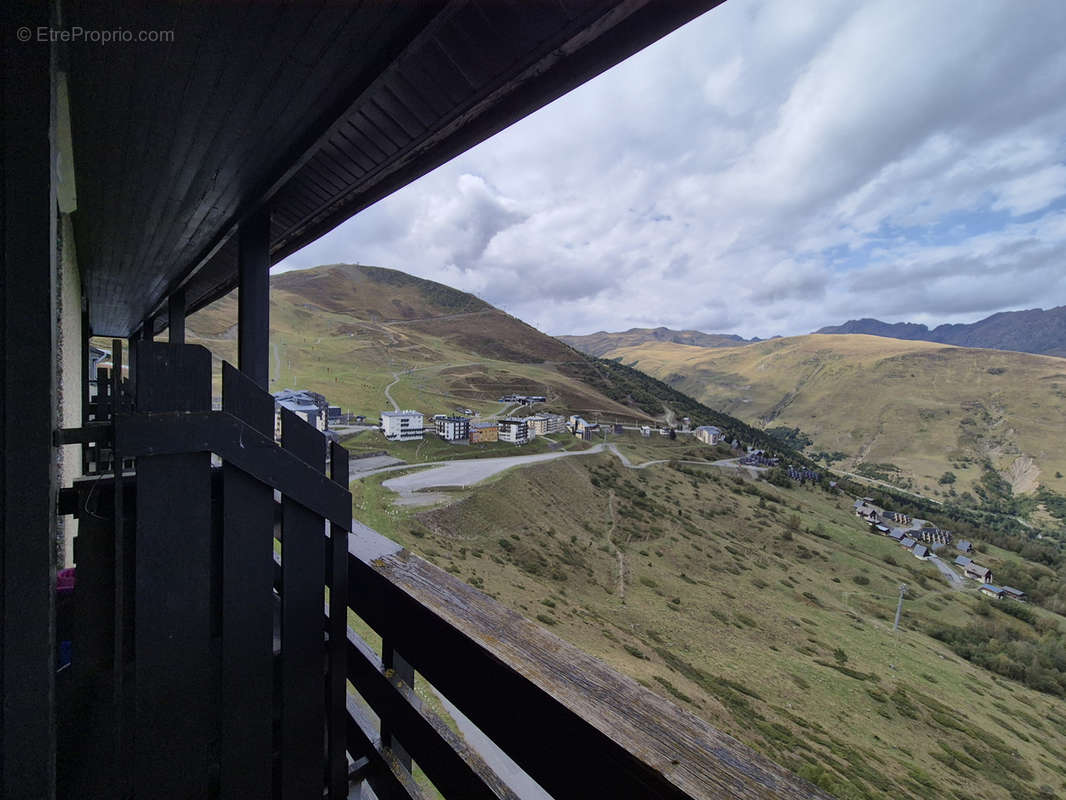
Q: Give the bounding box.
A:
[373,444,735,508]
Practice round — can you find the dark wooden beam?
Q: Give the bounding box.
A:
[112,407,350,526]
[1,1,58,795]
[167,288,185,345]
[237,209,269,389]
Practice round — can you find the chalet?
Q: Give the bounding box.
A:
[382,410,424,441]
[435,416,470,442]
[956,540,974,553]
[854,500,882,523]
[694,425,722,445]
[469,421,499,444]
[900,537,917,550]
[5,2,836,798]
[888,529,906,542]
[498,418,529,445]
[787,466,822,483]
[913,544,929,559]
[1002,586,1028,602]
[979,584,1005,600]
[954,555,972,568]
[887,511,911,525]
[965,563,992,583]
[875,524,890,534]
[915,527,952,545]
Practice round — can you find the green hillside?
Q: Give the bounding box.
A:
[184,264,648,422]
[603,335,1066,510]
[183,265,809,460]
[355,439,1066,800]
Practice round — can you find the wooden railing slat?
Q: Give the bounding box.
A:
[133,342,214,799]
[280,408,327,799]
[327,441,351,800]
[346,697,427,800]
[346,628,518,800]
[220,363,276,800]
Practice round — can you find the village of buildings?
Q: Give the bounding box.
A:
[271,385,732,449]
[270,384,1022,605]
[853,498,1028,603]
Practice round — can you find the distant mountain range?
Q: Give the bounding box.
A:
[815,306,1066,357]
[562,306,1066,359]
[559,327,765,357]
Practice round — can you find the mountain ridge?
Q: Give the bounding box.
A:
[559,327,764,357]
[562,306,1066,359]
[815,306,1066,357]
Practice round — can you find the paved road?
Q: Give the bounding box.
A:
[607,445,757,472]
[382,446,607,505]
[929,555,965,590]
[383,371,404,412]
[378,444,755,507]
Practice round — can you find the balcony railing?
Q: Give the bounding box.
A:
[56,342,828,799]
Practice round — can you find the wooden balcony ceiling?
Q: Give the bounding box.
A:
[66,0,722,336]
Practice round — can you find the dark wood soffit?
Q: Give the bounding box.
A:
[176,0,725,327]
[69,0,721,336]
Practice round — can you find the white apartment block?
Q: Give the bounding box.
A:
[497,417,529,444]
[381,410,424,441]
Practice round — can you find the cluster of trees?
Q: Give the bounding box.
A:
[927,609,1066,698]
[765,426,813,450]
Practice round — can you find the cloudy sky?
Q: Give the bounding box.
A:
[276,0,1066,339]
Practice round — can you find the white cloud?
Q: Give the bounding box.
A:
[277,0,1066,339]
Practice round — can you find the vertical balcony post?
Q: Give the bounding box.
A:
[2,2,58,794]
[238,210,270,390]
[168,288,185,346]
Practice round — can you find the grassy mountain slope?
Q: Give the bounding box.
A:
[184,265,822,462]
[604,334,1066,503]
[355,439,1066,800]
[184,264,647,421]
[560,327,756,357]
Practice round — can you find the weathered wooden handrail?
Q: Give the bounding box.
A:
[345,523,832,800]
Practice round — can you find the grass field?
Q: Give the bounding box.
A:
[352,451,1066,800]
